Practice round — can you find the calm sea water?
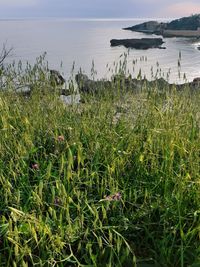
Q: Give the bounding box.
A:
[0,18,200,83]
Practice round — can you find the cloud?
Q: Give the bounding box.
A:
[0,0,200,18]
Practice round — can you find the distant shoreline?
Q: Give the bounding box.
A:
[124,14,200,38]
[0,17,174,22]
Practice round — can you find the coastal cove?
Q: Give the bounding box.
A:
[0,18,200,83]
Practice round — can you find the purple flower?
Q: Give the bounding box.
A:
[32,163,39,170]
[112,192,122,200]
[54,197,61,205]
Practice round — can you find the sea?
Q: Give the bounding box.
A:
[0,18,200,83]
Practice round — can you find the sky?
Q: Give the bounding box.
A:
[0,0,200,19]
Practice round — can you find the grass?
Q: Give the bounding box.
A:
[0,57,200,266]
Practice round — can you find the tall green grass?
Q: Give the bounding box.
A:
[0,57,199,267]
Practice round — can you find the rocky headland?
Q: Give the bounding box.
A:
[124,14,200,38]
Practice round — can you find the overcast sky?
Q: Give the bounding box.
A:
[0,0,200,19]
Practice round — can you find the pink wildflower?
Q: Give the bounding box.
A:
[54,197,61,205]
[104,192,122,201]
[112,192,122,201]
[32,163,39,170]
[57,135,65,142]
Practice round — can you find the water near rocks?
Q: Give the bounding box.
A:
[0,18,200,83]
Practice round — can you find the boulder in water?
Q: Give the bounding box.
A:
[110,38,165,49]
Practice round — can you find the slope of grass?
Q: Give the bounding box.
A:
[0,60,200,267]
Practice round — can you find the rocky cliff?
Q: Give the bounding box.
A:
[124,14,200,36]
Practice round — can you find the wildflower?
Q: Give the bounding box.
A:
[54,197,61,205]
[104,192,122,201]
[105,195,113,201]
[32,163,39,170]
[112,192,122,201]
[58,135,65,142]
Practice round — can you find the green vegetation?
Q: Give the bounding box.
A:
[125,14,200,36]
[167,14,200,31]
[0,56,200,267]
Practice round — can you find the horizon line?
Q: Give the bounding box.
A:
[0,16,176,22]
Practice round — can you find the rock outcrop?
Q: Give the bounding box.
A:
[49,69,66,86]
[110,38,165,49]
[75,73,111,94]
[8,70,69,98]
[76,73,200,94]
[124,14,200,37]
[124,21,167,34]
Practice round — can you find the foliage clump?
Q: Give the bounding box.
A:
[0,56,199,267]
[167,14,200,30]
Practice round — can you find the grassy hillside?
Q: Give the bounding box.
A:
[0,58,200,267]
